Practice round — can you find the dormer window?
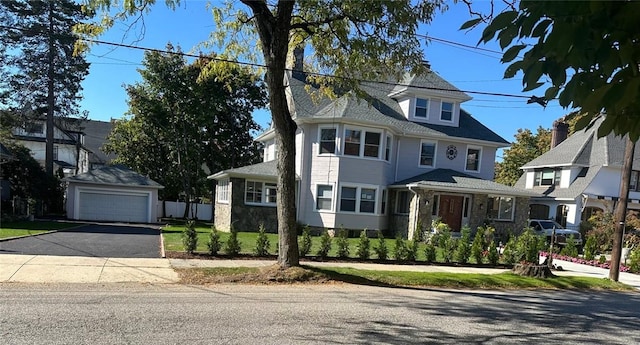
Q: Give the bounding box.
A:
[415,98,428,118]
[441,102,453,122]
[534,169,561,186]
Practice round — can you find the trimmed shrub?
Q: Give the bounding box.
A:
[583,235,597,261]
[628,248,640,273]
[487,240,499,266]
[335,227,350,258]
[455,226,472,264]
[298,225,312,257]
[317,229,332,259]
[407,239,419,262]
[182,220,198,254]
[393,236,408,262]
[224,225,241,257]
[471,226,486,264]
[356,229,370,260]
[424,241,436,263]
[502,235,518,265]
[515,228,543,264]
[207,226,221,255]
[374,230,388,260]
[560,235,579,258]
[254,223,271,256]
[438,229,456,263]
[598,255,607,264]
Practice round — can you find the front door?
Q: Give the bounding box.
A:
[439,195,464,232]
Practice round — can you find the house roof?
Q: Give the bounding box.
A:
[64,165,163,188]
[286,72,509,146]
[79,119,117,165]
[393,168,537,197]
[208,160,299,181]
[514,166,603,200]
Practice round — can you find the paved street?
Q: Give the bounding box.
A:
[1,284,639,344]
[0,224,161,258]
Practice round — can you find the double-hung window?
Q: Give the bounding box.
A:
[395,190,410,214]
[441,102,453,121]
[319,128,337,154]
[316,185,333,211]
[420,141,436,167]
[343,128,382,159]
[415,98,428,118]
[465,147,481,172]
[339,186,377,214]
[363,132,381,158]
[245,181,277,205]
[487,196,515,221]
[344,129,361,156]
[216,179,230,203]
[534,169,561,186]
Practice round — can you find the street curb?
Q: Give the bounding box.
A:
[160,232,167,258]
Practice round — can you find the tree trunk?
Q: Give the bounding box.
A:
[242,0,299,268]
[610,136,634,281]
[45,1,55,176]
[513,263,555,278]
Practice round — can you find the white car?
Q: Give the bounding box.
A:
[528,219,583,246]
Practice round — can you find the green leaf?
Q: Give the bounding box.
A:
[523,82,544,92]
[460,18,482,30]
[544,86,559,100]
[531,19,552,38]
[501,44,527,63]
[504,61,524,79]
[480,11,517,44]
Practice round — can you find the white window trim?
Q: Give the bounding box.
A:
[419,140,437,168]
[342,126,383,161]
[440,101,455,123]
[338,183,380,214]
[244,180,277,207]
[216,179,230,204]
[414,97,430,119]
[488,195,515,222]
[314,184,335,212]
[318,125,338,156]
[464,145,482,172]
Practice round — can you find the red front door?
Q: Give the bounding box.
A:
[438,195,464,232]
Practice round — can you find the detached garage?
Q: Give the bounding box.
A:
[65,165,163,223]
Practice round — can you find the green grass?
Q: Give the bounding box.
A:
[178,265,633,290]
[0,221,80,239]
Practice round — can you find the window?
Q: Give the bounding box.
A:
[465,147,481,172]
[53,145,59,161]
[319,128,336,154]
[364,132,381,158]
[487,196,514,221]
[216,179,230,203]
[534,169,561,186]
[420,141,436,167]
[340,187,357,212]
[381,189,387,214]
[385,135,392,161]
[316,185,333,210]
[631,171,640,191]
[245,181,277,205]
[441,102,453,121]
[25,122,43,134]
[555,205,568,227]
[431,194,439,216]
[344,129,361,156]
[339,186,378,214]
[396,190,410,214]
[529,204,550,220]
[415,98,428,118]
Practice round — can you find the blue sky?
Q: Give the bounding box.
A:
[80,1,570,152]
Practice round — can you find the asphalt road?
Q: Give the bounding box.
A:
[1,284,639,344]
[0,224,161,258]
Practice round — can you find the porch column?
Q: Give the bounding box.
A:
[408,189,433,240]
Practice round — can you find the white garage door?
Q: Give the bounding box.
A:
[78,191,149,223]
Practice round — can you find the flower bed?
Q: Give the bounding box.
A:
[540,251,630,272]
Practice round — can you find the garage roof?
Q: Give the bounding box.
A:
[64,165,163,189]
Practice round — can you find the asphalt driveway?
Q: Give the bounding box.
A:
[0,224,162,258]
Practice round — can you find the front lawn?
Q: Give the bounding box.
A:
[176,265,633,290]
[0,221,79,239]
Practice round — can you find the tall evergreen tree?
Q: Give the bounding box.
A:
[0,0,90,175]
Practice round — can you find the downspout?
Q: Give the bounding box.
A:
[408,185,419,240]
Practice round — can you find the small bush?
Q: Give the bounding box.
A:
[298,225,312,257]
[254,223,271,256]
[586,212,615,253]
[207,226,221,255]
[455,226,472,264]
[424,242,436,263]
[502,235,518,265]
[356,229,370,260]
[335,227,350,258]
[628,248,640,273]
[224,225,241,257]
[374,231,388,260]
[407,239,419,262]
[317,229,332,259]
[583,235,597,261]
[487,240,499,266]
[514,228,543,264]
[438,229,456,263]
[560,235,579,258]
[393,236,408,262]
[182,220,198,254]
[471,226,486,264]
[598,255,607,264]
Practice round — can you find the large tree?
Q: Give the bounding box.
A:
[104,44,266,218]
[1,0,90,175]
[82,0,444,268]
[495,126,550,186]
[466,1,640,280]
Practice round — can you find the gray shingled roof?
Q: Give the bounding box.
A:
[64,165,163,188]
[80,119,117,165]
[288,73,508,146]
[514,166,603,200]
[208,160,298,180]
[393,169,537,197]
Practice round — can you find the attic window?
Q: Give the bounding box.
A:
[441,102,453,121]
[415,98,428,118]
[534,169,561,186]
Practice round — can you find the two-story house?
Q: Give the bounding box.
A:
[515,116,640,231]
[209,64,534,239]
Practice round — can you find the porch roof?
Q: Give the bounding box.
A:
[392,169,538,197]
[207,160,300,181]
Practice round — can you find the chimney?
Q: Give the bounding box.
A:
[551,119,569,149]
[421,60,431,70]
[293,45,304,72]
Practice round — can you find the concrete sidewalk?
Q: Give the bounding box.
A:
[1,254,639,289]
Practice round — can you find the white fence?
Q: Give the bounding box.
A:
[158,201,213,220]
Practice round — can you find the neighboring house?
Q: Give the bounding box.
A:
[209,60,535,239]
[78,119,117,170]
[12,119,90,177]
[64,165,163,223]
[514,116,640,231]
